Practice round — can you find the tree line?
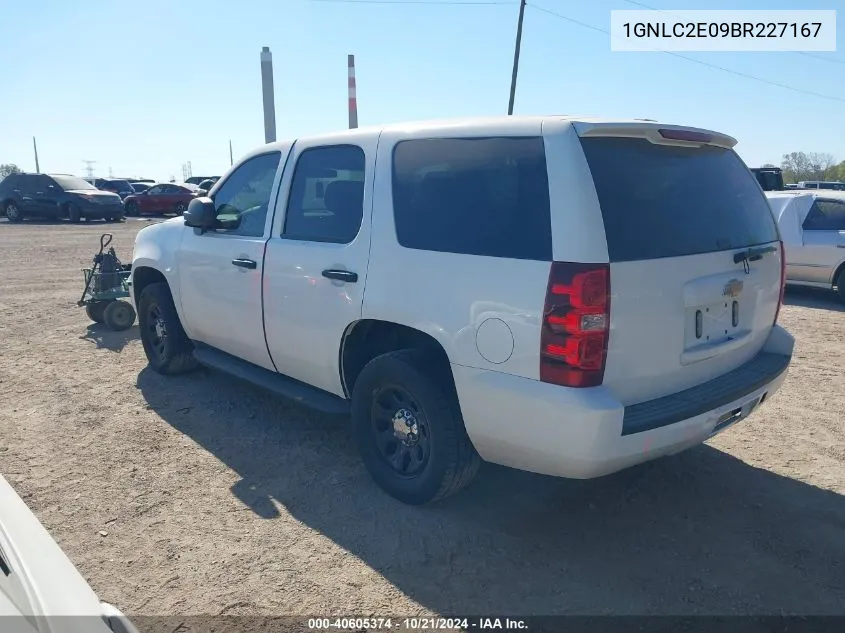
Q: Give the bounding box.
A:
[762,152,844,184]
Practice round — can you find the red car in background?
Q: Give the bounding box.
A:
[123,183,198,217]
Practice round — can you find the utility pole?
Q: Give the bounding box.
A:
[33,137,40,173]
[348,54,358,129]
[508,0,527,116]
[82,160,96,180]
[229,140,234,166]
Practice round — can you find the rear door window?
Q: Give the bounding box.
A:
[392,137,552,261]
[803,199,845,231]
[580,137,779,262]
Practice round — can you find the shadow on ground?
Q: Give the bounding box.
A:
[784,286,844,312]
[137,367,845,616]
[80,323,139,352]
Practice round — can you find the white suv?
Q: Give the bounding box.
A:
[131,116,794,505]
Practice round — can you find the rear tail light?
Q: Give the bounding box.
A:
[540,262,610,388]
[774,240,786,325]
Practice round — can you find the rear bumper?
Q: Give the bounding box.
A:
[453,325,794,479]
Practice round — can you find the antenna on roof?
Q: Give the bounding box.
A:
[348,54,358,129]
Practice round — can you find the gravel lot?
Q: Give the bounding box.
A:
[0,219,843,621]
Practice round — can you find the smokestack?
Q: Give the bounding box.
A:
[261,47,277,143]
[348,54,358,129]
[33,137,40,173]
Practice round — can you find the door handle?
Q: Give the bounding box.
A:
[232,258,257,269]
[322,269,358,283]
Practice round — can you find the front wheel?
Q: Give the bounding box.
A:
[124,201,138,217]
[351,349,481,505]
[68,204,82,223]
[5,202,22,222]
[138,282,198,374]
[836,269,845,304]
[103,300,136,331]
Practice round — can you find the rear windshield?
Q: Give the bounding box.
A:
[580,138,779,262]
[104,180,133,190]
[752,170,784,191]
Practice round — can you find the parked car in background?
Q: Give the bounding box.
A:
[123,182,198,216]
[130,182,152,193]
[796,181,845,191]
[0,173,124,222]
[766,190,845,302]
[185,176,218,186]
[92,178,136,200]
[131,115,793,505]
[0,474,139,632]
[750,167,784,191]
[196,178,218,195]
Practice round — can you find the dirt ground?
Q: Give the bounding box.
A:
[0,218,843,620]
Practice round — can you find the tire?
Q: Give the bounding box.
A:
[125,201,138,217]
[138,282,197,375]
[85,301,108,323]
[103,300,136,331]
[351,349,481,505]
[174,202,187,216]
[836,269,845,304]
[68,204,82,223]
[5,201,22,223]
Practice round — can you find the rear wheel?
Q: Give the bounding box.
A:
[836,269,845,304]
[174,201,187,216]
[138,282,197,374]
[5,202,22,222]
[103,300,136,331]
[85,301,108,323]
[351,349,480,505]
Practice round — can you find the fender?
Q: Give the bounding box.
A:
[131,218,190,328]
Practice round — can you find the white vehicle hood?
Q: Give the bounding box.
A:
[0,475,137,633]
[765,192,815,246]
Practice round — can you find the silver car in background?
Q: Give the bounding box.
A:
[766,190,845,302]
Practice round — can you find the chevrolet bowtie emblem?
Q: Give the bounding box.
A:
[723,279,744,298]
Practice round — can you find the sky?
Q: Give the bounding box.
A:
[0,0,843,181]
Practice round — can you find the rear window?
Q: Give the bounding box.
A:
[392,137,552,261]
[107,180,133,190]
[580,138,779,262]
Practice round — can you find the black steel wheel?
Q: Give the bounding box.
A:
[351,349,480,505]
[5,201,22,222]
[371,384,431,477]
[85,301,108,323]
[103,300,136,331]
[138,282,197,375]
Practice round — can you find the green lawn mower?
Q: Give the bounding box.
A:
[78,233,137,331]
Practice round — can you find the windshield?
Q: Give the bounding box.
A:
[52,176,96,191]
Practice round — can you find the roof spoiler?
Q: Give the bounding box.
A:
[573,122,737,149]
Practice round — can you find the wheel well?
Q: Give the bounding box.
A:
[834,262,845,288]
[132,266,168,306]
[340,320,453,396]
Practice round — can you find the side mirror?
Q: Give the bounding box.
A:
[184,197,217,231]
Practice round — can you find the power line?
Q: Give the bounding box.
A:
[621,0,845,66]
[528,2,845,104]
[308,0,511,4]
